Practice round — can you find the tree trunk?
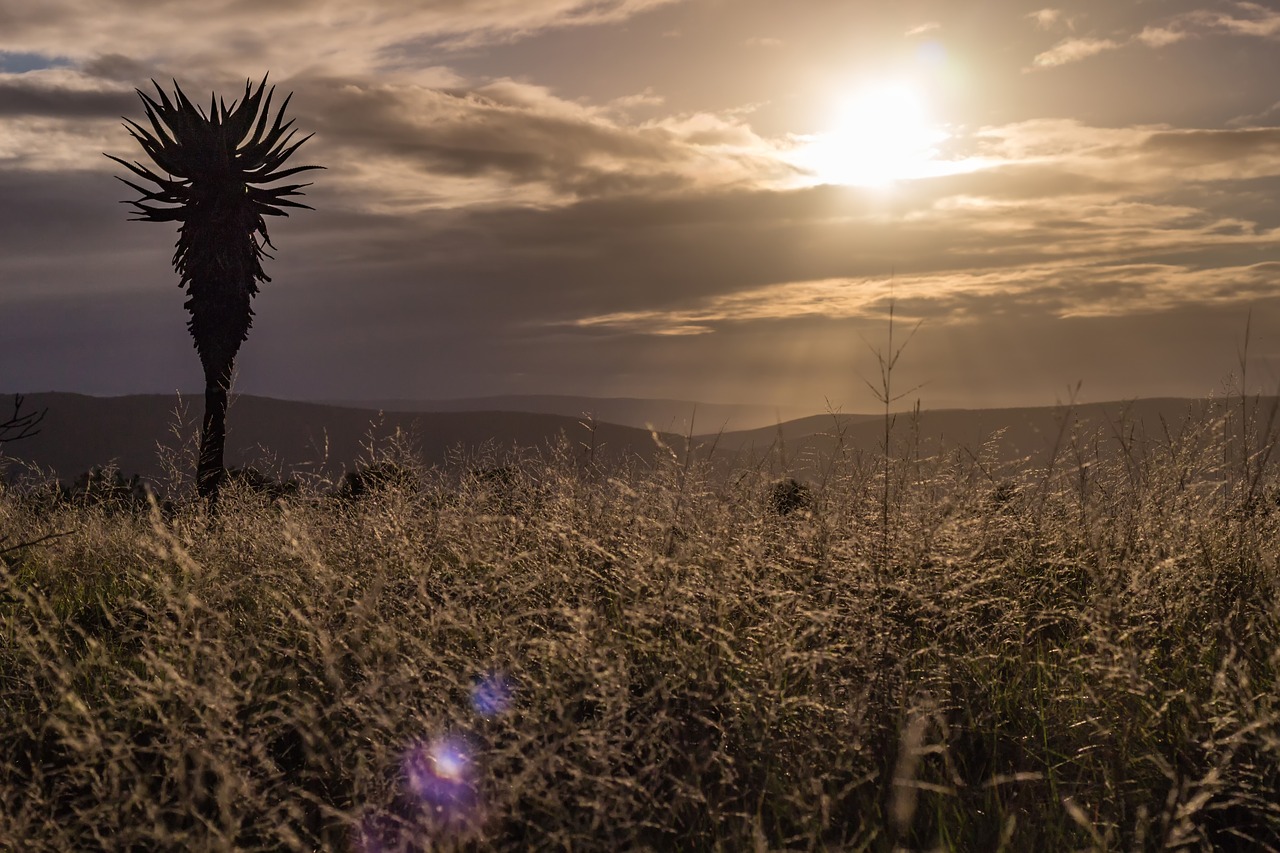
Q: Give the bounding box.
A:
[197,360,233,505]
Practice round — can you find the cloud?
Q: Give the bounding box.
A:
[1030,1,1280,69]
[971,120,1280,185]
[283,77,796,211]
[609,88,664,112]
[551,176,1280,331]
[5,109,1279,407]
[482,118,1280,335]
[744,36,782,48]
[1030,37,1121,68]
[0,71,134,118]
[0,66,790,211]
[566,260,1280,335]
[1193,2,1280,38]
[1230,99,1280,128]
[1135,26,1188,48]
[0,0,684,79]
[1027,9,1066,31]
[14,64,1280,323]
[905,22,940,37]
[2,0,1278,409]
[0,70,132,169]
[1141,2,1280,46]
[1137,128,1280,180]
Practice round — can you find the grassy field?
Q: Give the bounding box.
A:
[1,397,1278,851]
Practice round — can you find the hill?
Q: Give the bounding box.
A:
[318,394,816,432]
[3,392,1273,488]
[0,392,675,486]
[694,397,1271,474]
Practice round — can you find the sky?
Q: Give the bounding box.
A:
[1,0,1279,412]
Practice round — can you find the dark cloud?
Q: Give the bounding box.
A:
[304,80,678,190]
[0,78,134,118]
[80,54,160,83]
[1140,128,1280,166]
[289,76,788,206]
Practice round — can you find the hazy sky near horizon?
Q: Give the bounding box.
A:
[2,0,1279,411]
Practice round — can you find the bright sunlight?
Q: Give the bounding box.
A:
[790,80,952,187]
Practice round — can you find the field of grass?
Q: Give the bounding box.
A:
[1,398,1279,851]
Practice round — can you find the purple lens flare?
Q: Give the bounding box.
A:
[400,736,481,825]
[471,671,514,718]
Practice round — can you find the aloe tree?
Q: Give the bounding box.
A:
[107,76,321,502]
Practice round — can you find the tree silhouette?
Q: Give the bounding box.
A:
[107,76,321,503]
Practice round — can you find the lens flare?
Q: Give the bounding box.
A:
[471,672,514,717]
[401,737,479,822]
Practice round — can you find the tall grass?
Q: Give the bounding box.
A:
[1,398,1278,850]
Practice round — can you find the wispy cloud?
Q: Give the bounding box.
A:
[562,252,1280,337]
[905,22,940,37]
[1193,1,1280,38]
[1030,1,1280,68]
[0,0,685,78]
[568,258,1280,335]
[1229,99,1280,128]
[1027,9,1068,31]
[1030,37,1121,68]
[1135,26,1188,48]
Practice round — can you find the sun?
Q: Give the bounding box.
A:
[791,80,951,187]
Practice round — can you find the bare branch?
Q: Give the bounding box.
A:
[0,394,46,444]
[0,530,71,558]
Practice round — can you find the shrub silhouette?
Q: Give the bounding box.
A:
[768,477,813,516]
[462,464,548,515]
[62,467,152,512]
[107,76,322,505]
[336,462,419,500]
[225,466,300,501]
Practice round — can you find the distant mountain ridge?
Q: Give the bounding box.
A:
[1,392,1271,488]
[319,394,818,432]
[0,392,680,487]
[695,397,1272,475]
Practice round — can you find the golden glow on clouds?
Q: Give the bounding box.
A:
[304,79,800,212]
[562,128,1280,336]
[567,260,1280,336]
[1031,37,1120,68]
[1028,4,1280,69]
